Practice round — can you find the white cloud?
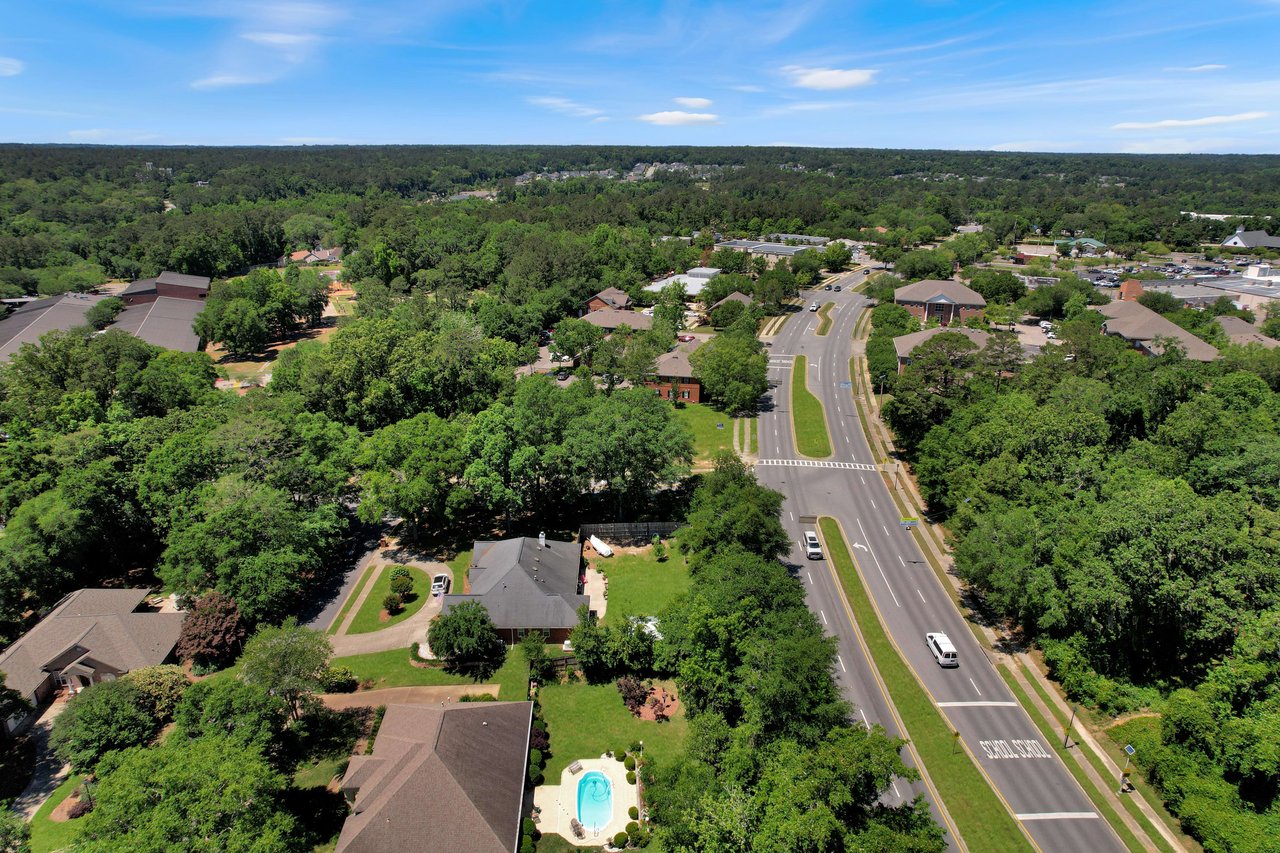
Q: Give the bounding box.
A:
[0,57,25,77]
[731,84,765,93]
[1120,137,1239,154]
[527,96,603,117]
[637,110,720,126]
[782,65,877,90]
[192,73,273,89]
[1164,63,1226,72]
[1112,111,1268,130]
[674,97,712,108]
[591,116,611,123]
[241,32,320,46]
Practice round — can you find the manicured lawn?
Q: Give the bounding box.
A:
[597,542,693,628]
[447,549,472,592]
[326,561,378,635]
[333,646,529,700]
[819,517,1033,852]
[538,835,602,853]
[346,564,431,634]
[293,755,348,790]
[538,680,688,780]
[816,301,835,335]
[791,355,832,458]
[29,775,81,853]
[671,402,735,463]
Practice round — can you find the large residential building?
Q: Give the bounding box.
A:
[1217,315,1280,349]
[1097,300,1219,362]
[646,337,705,403]
[336,702,533,853]
[440,536,589,644]
[644,267,721,298]
[764,233,829,246]
[580,308,653,333]
[893,280,986,326]
[0,588,184,732]
[585,287,632,313]
[1221,226,1280,250]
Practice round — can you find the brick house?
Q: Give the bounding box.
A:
[119,271,211,307]
[584,287,631,313]
[646,338,704,403]
[580,308,653,333]
[439,537,588,644]
[893,279,986,326]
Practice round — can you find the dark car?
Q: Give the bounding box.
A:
[824,284,833,290]
[833,285,842,292]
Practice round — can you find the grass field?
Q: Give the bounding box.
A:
[818,517,1033,852]
[790,355,832,458]
[596,542,693,627]
[333,646,529,700]
[671,402,735,463]
[326,562,378,635]
[538,680,688,780]
[346,564,432,634]
[28,775,81,853]
[816,301,835,335]
[447,549,472,592]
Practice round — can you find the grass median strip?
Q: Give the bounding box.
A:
[326,559,378,635]
[816,301,835,335]
[791,355,832,458]
[818,517,1033,852]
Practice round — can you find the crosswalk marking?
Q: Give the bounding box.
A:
[1015,812,1099,821]
[756,458,878,471]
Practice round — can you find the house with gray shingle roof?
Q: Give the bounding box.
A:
[337,702,532,853]
[0,588,184,732]
[440,537,588,644]
[1221,226,1280,250]
[1097,300,1219,362]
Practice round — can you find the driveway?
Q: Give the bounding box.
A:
[12,698,71,820]
[329,591,444,658]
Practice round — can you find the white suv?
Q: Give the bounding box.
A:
[804,531,823,560]
[430,573,451,596]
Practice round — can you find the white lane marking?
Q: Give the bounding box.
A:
[806,571,813,583]
[837,654,846,672]
[969,677,982,696]
[820,610,828,625]
[979,739,1053,759]
[937,701,1018,707]
[882,524,889,536]
[852,542,868,552]
[857,517,901,607]
[891,781,900,797]
[859,475,865,484]
[897,555,904,566]
[870,499,876,509]
[1015,812,1100,821]
[859,709,869,728]
[916,588,926,604]
[789,512,794,521]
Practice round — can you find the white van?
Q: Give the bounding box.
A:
[804,531,823,560]
[926,632,958,667]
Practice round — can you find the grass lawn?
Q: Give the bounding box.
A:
[538,680,688,780]
[333,646,529,700]
[790,356,832,458]
[293,755,348,790]
[538,835,602,853]
[326,562,378,635]
[671,402,735,463]
[346,565,432,634]
[597,542,693,628]
[447,549,472,592]
[819,517,1033,852]
[29,775,81,853]
[816,301,835,335]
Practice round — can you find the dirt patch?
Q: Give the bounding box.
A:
[49,790,85,823]
[637,686,680,722]
[378,610,391,623]
[1107,711,1162,729]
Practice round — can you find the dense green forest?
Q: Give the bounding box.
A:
[882,308,1280,850]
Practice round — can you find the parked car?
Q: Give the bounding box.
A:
[431,573,451,595]
[677,334,696,342]
[809,302,819,312]
[555,370,569,381]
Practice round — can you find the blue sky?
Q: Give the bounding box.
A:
[2,0,1280,152]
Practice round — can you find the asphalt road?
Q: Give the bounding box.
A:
[755,272,1125,853]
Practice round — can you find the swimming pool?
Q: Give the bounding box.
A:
[576,770,613,833]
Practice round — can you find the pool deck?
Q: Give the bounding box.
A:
[533,756,637,846]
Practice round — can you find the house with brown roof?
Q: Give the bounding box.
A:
[1218,315,1280,349]
[0,588,184,732]
[119,271,211,307]
[281,247,343,265]
[585,287,631,313]
[580,308,653,333]
[891,327,992,374]
[893,280,986,326]
[441,537,588,644]
[646,337,706,402]
[337,702,533,853]
[1097,300,1219,362]
[1117,279,1145,302]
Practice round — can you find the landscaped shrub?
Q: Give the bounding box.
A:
[365,705,387,754]
[613,832,629,848]
[529,726,549,751]
[626,771,636,785]
[529,748,543,769]
[651,535,667,562]
[626,821,639,834]
[614,745,628,762]
[616,676,648,715]
[628,805,639,821]
[390,567,411,580]
[320,665,358,693]
[522,818,540,841]
[390,574,413,597]
[124,665,190,721]
[382,593,403,615]
[67,798,94,819]
[528,765,543,786]
[623,754,636,771]
[459,693,496,702]
[520,839,534,853]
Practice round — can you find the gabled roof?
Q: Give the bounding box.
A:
[710,291,753,311]
[441,537,586,629]
[654,337,706,380]
[121,271,211,297]
[1218,315,1280,349]
[894,280,986,307]
[580,308,653,331]
[0,293,108,361]
[111,296,204,352]
[1223,229,1280,249]
[892,326,991,360]
[590,287,631,309]
[337,702,532,853]
[0,589,184,698]
[1097,300,1219,362]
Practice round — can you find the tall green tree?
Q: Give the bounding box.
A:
[239,619,332,721]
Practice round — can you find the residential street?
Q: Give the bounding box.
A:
[755,270,1126,853]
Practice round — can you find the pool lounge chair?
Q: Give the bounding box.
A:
[570,818,585,839]
[568,760,583,774]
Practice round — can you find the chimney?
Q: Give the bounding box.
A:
[538,532,546,549]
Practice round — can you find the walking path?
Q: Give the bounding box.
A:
[12,699,70,820]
